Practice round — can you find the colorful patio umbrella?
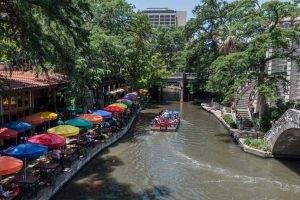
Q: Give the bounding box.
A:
[117,99,133,107]
[35,112,58,121]
[3,144,48,178]
[23,115,45,126]
[104,105,126,113]
[111,103,128,109]
[0,128,18,140]
[48,125,80,137]
[3,121,32,132]
[79,114,103,124]
[92,110,112,119]
[0,156,23,176]
[65,118,93,129]
[27,133,66,149]
[3,143,48,159]
[124,93,138,101]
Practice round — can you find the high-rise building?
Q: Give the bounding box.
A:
[142,8,187,27]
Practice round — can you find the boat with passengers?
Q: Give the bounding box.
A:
[150,110,180,132]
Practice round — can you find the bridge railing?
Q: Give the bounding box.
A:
[265,109,300,144]
[168,72,197,79]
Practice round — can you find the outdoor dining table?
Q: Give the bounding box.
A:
[35,162,60,173]
[35,162,60,185]
[62,148,79,166]
[12,174,39,197]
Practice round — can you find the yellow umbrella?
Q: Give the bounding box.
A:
[48,125,79,137]
[35,112,58,121]
[111,103,128,109]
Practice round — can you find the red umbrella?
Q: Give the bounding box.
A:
[104,105,125,113]
[27,133,66,149]
[0,128,18,139]
[79,114,103,124]
[23,115,45,126]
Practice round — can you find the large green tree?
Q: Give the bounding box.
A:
[0,0,91,70]
[185,0,230,89]
[206,0,300,119]
[151,26,187,72]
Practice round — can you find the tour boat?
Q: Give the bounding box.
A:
[150,110,180,132]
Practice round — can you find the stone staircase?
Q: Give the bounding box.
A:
[236,84,255,130]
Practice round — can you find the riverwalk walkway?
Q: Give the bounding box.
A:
[32,109,140,200]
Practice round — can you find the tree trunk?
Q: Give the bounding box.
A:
[257,92,267,120]
[257,63,268,120]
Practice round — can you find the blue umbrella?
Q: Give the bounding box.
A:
[92,110,112,119]
[4,143,48,178]
[3,120,32,132]
[4,143,48,159]
[3,143,48,179]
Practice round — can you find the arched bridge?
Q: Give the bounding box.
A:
[265,109,300,158]
[163,73,196,102]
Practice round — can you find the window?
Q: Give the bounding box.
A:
[3,95,9,111]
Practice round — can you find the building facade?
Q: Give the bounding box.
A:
[142,8,187,27]
[0,66,67,124]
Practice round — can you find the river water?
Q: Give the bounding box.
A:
[53,102,300,200]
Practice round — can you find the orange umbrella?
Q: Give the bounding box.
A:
[23,115,45,126]
[79,114,103,124]
[104,105,125,113]
[0,156,23,176]
[0,128,18,139]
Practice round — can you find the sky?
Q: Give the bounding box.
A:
[126,0,267,19]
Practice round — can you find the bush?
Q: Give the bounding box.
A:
[222,114,237,128]
[254,99,295,132]
[244,138,271,152]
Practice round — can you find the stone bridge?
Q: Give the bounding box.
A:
[265,109,300,158]
[163,73,196,102]
[166,73,196,84]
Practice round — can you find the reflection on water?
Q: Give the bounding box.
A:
[53,102,300,200]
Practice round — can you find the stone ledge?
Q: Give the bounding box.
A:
[239,138,273,158]
[200,104,273,158]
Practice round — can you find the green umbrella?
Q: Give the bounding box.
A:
[116,99,133,107]
[65,118,93,129]
[111,103,128,109]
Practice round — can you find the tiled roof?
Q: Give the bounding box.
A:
[0,68,68,91]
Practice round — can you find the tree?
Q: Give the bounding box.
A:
[0,0,91,70]
[206,0,300,119]
[151,26,187,72]
[185,0,229,89]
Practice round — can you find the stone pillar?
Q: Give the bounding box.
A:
[160,87,163,101]
[180,73,188,102]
